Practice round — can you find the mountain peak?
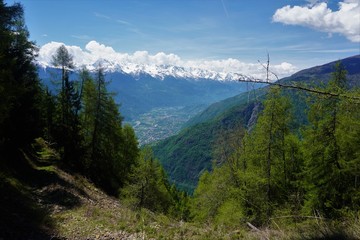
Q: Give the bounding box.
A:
[37,41,299,82]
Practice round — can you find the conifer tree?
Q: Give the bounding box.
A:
[0,1,42,154]
[51,45,82,167]
[242,86,296,221]
[80,67,138,194]
[192,87,301,226]
[121,147,172,213]
[303,63,360,217]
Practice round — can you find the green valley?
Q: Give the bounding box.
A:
[128,105,206,145]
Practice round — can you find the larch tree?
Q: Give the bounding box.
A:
[303,63,360,217]
[235,86,301,224]
[80,67,138,195]
[51,45,82,167]
[121,147,172,213]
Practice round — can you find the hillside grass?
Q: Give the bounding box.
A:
[1,139,359,239]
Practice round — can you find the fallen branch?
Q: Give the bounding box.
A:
[246,222,270,240]
[246,222,260,232]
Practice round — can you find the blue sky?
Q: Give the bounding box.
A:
[5,0,360,75]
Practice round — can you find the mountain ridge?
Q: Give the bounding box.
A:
[185,54,360,128]
[37,57,256,82]
[37,41,298,82]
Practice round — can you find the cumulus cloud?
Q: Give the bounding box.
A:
[273,0,360,42]
[38,40,297,79]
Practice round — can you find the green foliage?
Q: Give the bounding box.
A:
[79,67,139,194]
[49,45,83,168]
[191,63,360,230]
[121,147,190,219]
[1,2,360,236]
[303,62,360,217]
[32,137,60,163]
[153,101,259,193]
[226,86,302,225]
[0,0,42,151]
[121,147,172,213]
[192,167,239,223]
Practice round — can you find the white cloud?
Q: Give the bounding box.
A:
[273,1,360,42]
[272,62,298,78]
[38,40,298,79]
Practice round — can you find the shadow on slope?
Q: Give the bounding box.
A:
[0,145,89,239]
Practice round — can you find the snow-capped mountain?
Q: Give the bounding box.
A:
[37,41,297,82]
[38,57,254,82]
[37,40,290,144]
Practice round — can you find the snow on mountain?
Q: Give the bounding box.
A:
[37,41,298,81]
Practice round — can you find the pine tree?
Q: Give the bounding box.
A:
[121,147,172,213]
[51,45,76,124]
[50,45,82,167]
[191,87,301,226]
[244,87,296,221]
[80,67,138,194]
[303,62,360,217]
[0,1,42,155]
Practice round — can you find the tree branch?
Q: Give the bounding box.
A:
[236,77,360,101]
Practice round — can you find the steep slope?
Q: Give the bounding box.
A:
[153,101,259,192]
[0,140,286,240]
[152,55,360,193]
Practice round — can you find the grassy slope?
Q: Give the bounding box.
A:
[1,140,359,239]
[0,141,252,239]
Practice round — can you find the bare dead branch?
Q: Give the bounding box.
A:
[251,54,360,101]
[246,222,261,232]
[258,54,279,82]
[237,77,360,101]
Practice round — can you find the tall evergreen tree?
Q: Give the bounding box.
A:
[303,63,360,217]
[0,1,42,155]
[121,147,172,213]
[243,86,298,222]
[80,67,138,194]
[192,87,302,226]
[50,46,82,167]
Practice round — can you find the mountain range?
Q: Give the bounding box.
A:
[37,54,258,82]
[152,55,360,193]
[37,61,255,144]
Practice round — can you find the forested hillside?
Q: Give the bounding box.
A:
[191,63,360,232]
[153,55,360,193]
